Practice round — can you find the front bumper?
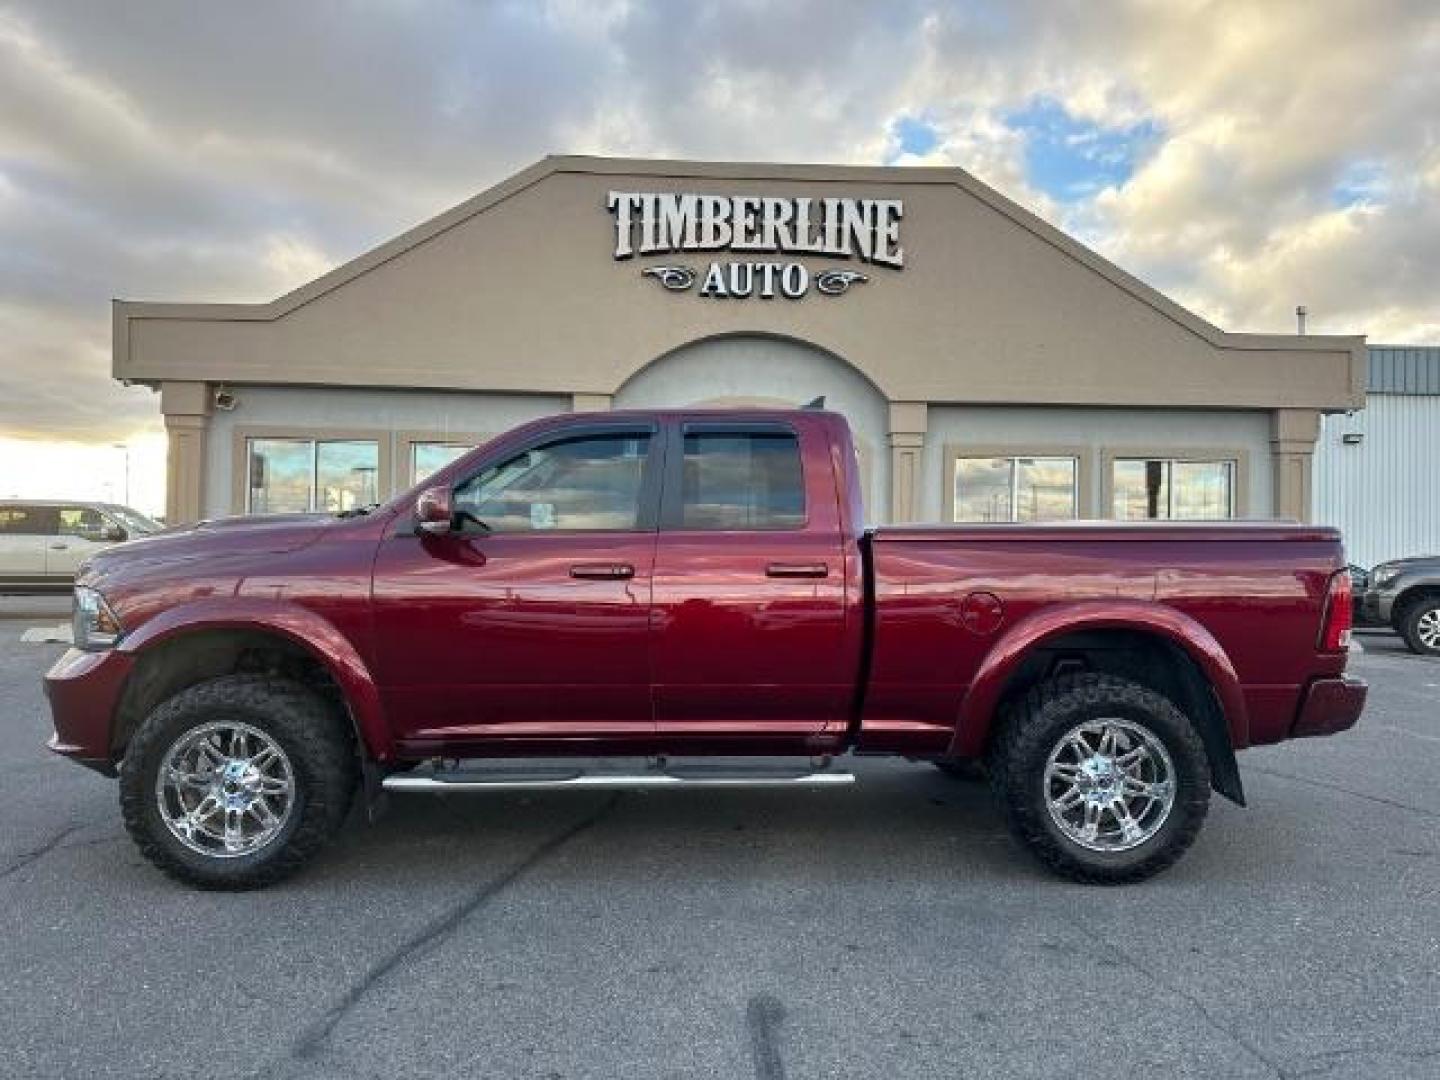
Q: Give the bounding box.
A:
[43,647,135,774]
[1291,675,1367,739]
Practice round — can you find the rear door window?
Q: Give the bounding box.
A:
[678,431,806,530]
[0,506,57,535]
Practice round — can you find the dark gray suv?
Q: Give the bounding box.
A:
[1362,556,1440,655]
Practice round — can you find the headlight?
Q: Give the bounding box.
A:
[1370,564,1401,589]
[73,586,123,651]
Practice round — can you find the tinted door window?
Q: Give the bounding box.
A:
[679,432,805,530]
[454,433,651,532]
[0,506,57,535]
[58,507,109,541]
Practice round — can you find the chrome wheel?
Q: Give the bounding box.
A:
[1417,608,1440,650]
[156,722,295,858]
[1043,718,1176,852]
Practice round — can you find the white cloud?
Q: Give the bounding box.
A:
[0,0,1437,502]
[262,235,338,291]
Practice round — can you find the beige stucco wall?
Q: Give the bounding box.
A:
[116,156,1366,523]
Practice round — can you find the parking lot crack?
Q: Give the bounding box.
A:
[0,819,112,881]
[277,793,622,1069]
[1285,1043,1440,1077]
[1247,766,1439,821]
[1062,916,1284,1078]
[0,825,82,880]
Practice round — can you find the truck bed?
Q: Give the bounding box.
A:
[862,519,1349,756]
[870,520,1341,543]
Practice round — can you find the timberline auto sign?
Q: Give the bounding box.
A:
[607,191,903,299]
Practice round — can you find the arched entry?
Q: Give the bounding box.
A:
[613,334,889,522]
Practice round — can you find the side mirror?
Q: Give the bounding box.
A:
[104,525,127,543]
[415,485,454,534]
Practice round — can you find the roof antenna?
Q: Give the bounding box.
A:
[803,396,826,410]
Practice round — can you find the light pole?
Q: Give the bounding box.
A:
[351,465,377,510]
[113,443,130,506]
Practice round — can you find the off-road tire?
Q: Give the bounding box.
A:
[119,674,357,890]
[1398,595,1440,656]
[988,673,1211,884]
[933,759,987,781]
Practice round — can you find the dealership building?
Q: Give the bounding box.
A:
[113,156,1366,530]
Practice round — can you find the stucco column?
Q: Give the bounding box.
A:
[161,381,211,524]
[572,393,612,412]
[1271,408,1321,522]
[888,401,928,524]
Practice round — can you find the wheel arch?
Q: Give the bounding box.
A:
[113,599,392,764]
[1392,582,1440,623]
[950,602,1247,805]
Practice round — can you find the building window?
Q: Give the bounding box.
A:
[454,432,650,532]
[1112,458,1235,520]
[680,431,806,530]
[248,438,380,514]
[411,442,473,485]
[953,456,1078,522]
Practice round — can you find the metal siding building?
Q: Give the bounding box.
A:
[1314,346,1440,567]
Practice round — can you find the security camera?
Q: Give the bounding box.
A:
[213,386,237,411]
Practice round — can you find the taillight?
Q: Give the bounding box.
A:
[1319,570,1353,652]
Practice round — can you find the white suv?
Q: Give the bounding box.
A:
[0,501,162,590]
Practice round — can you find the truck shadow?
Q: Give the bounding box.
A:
[318,761,1047,888]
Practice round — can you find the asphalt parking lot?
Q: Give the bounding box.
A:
[1,626,1437,1080]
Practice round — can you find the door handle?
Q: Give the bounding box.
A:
[569,563,635,580]
[765,562,829,579]
[49,544,68,550]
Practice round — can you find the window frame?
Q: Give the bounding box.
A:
[1103,448,1248,521]
[943,444,1092,523]
[659,419,810,533]
[445,420,663,535]
[234,426,389,515]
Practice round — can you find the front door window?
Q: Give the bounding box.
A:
[454,433,651,532]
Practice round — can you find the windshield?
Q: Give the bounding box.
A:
[104,505,163,535]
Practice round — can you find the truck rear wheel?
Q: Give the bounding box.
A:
[119,675,357,890]
[989,673,1210,884]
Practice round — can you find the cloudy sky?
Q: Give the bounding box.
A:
[1,0,1438,513]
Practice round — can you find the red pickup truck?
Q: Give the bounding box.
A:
[45,409,1365,889]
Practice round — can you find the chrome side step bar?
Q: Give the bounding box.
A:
[383,767,855,793]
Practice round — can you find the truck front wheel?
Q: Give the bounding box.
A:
[1398,596,1440,655]
[989,673,1211,884]
[119,675,357,890]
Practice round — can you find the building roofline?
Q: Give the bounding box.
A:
[113,154,1366,375]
